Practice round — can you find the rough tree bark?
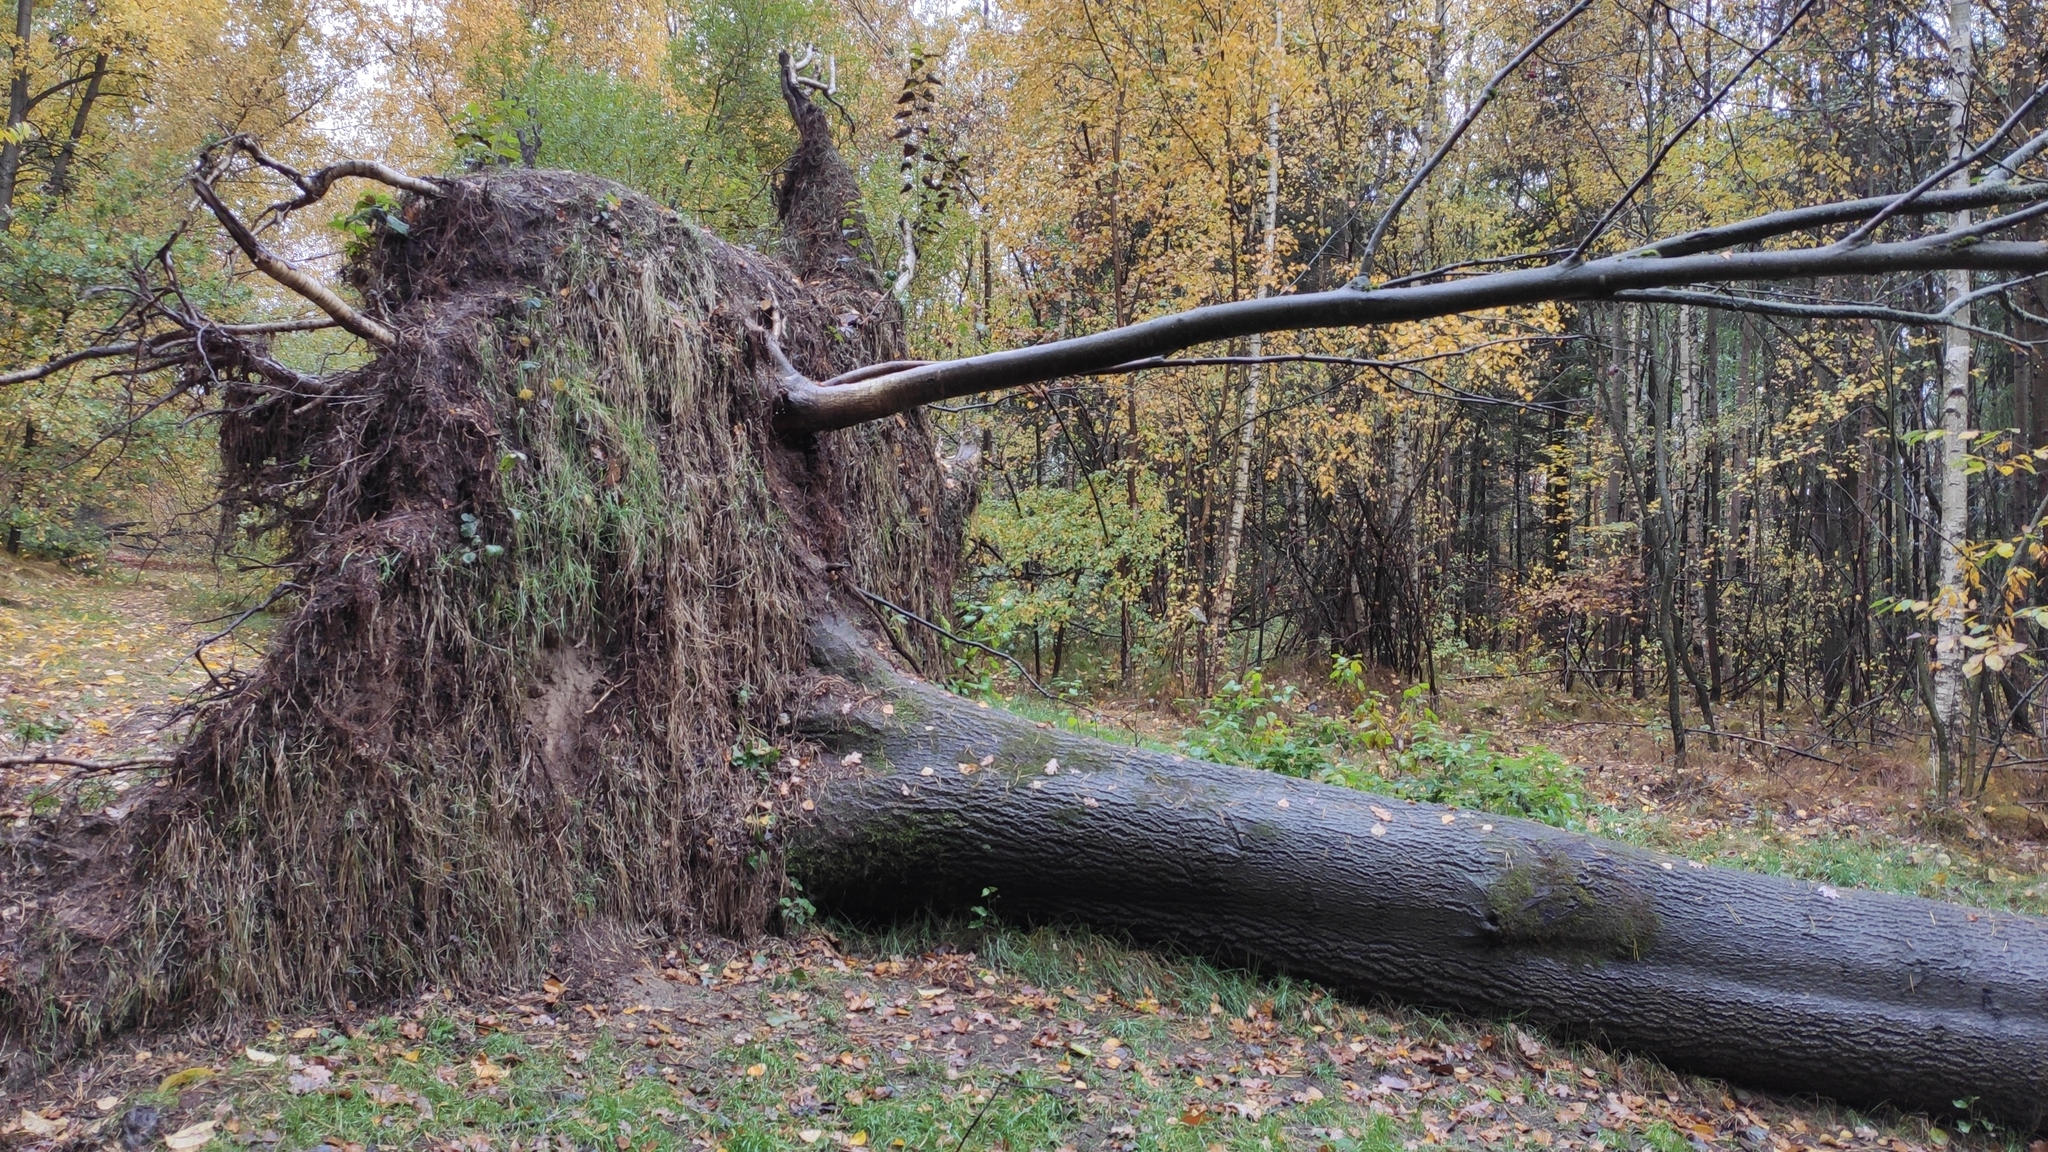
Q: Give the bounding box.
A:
[792,624,2048,1127]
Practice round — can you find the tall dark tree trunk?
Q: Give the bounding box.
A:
[41,50,103,199]
[0,0,31,218]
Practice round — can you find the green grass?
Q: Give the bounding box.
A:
[1036,667,2048,918]
[70,921,2014,1152]
[1595,807,2048,915]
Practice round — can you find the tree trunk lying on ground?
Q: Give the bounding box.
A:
[4,57,2045,1135]
[793,625,2048,1129]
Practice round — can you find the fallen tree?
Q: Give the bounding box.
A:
[794,625,2048,1127]
[1,49,2046,1131]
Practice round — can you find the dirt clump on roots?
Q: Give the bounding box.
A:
[1,163,973,1073]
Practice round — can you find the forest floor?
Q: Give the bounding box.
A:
[3,556,2047,1152]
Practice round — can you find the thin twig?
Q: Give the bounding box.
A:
[1379,249,1574,289]
[943,1072,1016,1151]
[1543,720,1845,766]
[1354,0,1594,285]
[1571,0,1818,261]
[0,754,173,773]
[847,584,1061,703]
[1836,87,2048,248]
[191,581,302,656]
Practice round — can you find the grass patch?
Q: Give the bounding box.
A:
[29,922,2004,1152]
[1143,664,2048,917]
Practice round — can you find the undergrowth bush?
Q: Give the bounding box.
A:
[1178,655,1593,828]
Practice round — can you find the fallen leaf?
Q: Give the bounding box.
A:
[164,1120,217,1150]
[747,1063,768,1077]
[94,1097,119,1113]
[292,1026,319,1040]
[244,1047,280,1065]
[159,1066,215,1093]
[17,1111,64,1137]
[1372,806,1394,822]
[800,1130,824,1144]
[850,1132,869,1147]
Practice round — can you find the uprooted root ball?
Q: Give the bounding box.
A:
[1,168,975,1066]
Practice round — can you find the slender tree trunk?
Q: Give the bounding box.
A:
[0,0,32,220]
[1930,0,1974,801]
[1702,310,1724,704]
[41,50,101,198]
[1210,4,1282,677]
[1650,313,1688,769]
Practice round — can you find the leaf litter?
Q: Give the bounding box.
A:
[1,927,2024,1152]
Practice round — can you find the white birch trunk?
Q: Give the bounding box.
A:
[1210,4,1284,671]
[1929,0,1974,798]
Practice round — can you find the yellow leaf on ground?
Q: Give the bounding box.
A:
[158,1066,214,1093]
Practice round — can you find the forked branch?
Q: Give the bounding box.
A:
[186,139,446,348]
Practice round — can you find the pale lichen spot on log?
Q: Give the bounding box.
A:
[1484,845,1660,960]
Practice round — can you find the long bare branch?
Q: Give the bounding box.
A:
[1834,84,2048,248]
[1639,181,2048,258]
[1610,288,2037,348]
[779,229,2048,434]
[1988,127,2048,183]
[216,135,445,217]
[0,340,161,386]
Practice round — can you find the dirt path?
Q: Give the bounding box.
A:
[0,553,273,814]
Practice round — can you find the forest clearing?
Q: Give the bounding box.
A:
[5,0,2048,1146]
